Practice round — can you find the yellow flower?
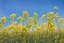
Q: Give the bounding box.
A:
[18,16,23,21]
[36,26,41,30]
[27,23,32,28]
[33,21,37,26]
[34,12,38,20]
[10,13,16,20]
[10,24,15,29]
[28,17,34,22]
[59,18,64,22]
[55,16,59,18]
[3,27,9,32]
[54,14,59,18]
[42,14,46,19]
[22,10,28,16]
[58,18,63,22]
[62,18,64,22]
[47,17,52,22]
[23,30,26,33]
[1,17,6,22]
[48,12,54,15]
[50,23,54,27]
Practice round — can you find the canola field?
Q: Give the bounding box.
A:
[0,7,64,43]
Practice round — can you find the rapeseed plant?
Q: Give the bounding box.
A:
[0,7,64,43]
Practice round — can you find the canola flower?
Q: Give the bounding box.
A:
[1,17,6,23]
[42,14,46,19]
[28,17,34,23]
[0,7,64,43]
[33,12,38,20]
[22,10,28,20]
[10,13,16,20]
[54,13,59,19]
[18,16,23,22]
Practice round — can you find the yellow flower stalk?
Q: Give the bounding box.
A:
[22,10,28,19]
[42,14,46,19]
[47,17,52,22]
[10,24,14,28]
[10,13,16,20]
[34,12,38,20]
[36,27,41,31]
[27,23,32,28]
[28,17,34,23]
[23,10,28,16]
[3,27,9,33]
[54,14,59,19]
[48,12,54,15]
[33,21,37,26]
[1,17,6,22]
[18,16,23,22]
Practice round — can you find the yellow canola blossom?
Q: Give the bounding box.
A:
[10,24,15,29]
[27,23,32,28]
[1,17,6,22]
[3,27,9,33]
[33,21,37,26]
[18,16,23,21]
[48,12,54,15]
[54,14,59,18]
[22,10,28,20]
[22,10,28,16]
[10,13,16,20]
[42,14,46,19]
[28,17,34,23]
[34,12,38,20]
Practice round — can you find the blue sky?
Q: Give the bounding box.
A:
[0,0,64,19]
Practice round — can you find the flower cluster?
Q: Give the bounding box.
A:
[0,7,64,43]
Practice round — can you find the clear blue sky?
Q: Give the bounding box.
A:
[0,0,64,18]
